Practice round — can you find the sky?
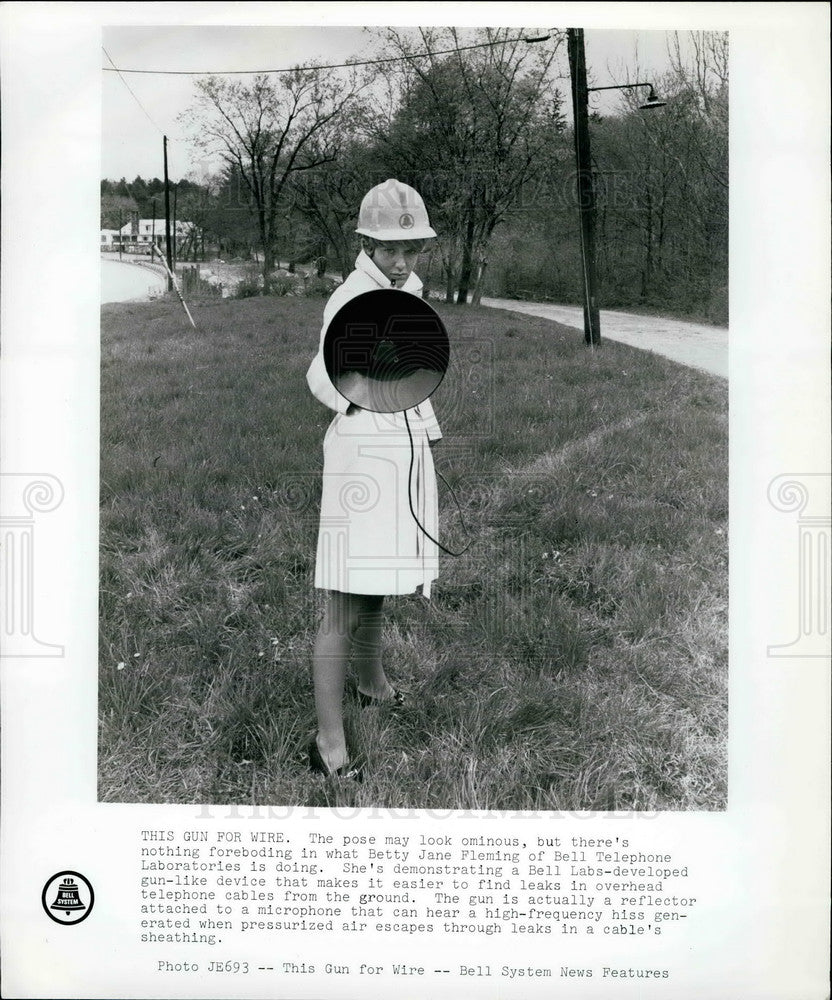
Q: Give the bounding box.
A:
[102,21,698,183]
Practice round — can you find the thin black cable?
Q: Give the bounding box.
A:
[404,409,473,557]
[435,467,474,541]
[101,33,551,76]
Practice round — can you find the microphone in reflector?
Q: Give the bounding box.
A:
[323,289,449,413]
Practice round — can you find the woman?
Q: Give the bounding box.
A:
[305,179,441,778]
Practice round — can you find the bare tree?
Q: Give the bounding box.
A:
[371,27,566,304]
[182,68,365,291]
[286,140,381,280]
[581,33,728,317]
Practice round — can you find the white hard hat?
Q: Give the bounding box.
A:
[355,178,437,241]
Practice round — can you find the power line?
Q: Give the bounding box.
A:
[104,45,188,152]
[101,32,553,76]
[102,46,166,133]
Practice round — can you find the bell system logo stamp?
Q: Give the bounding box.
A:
[42,871,94,925]
[398,212,414,229]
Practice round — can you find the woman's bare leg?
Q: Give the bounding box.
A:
[352,595,395,701]
[311,590,354,771]
[312,591,397,771]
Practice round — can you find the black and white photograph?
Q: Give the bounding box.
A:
[1,4,829,999]
[98,23,729,811]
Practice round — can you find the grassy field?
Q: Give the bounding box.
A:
[99,292,727,811]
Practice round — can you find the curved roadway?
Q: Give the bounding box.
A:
[101,257,167,303]
[481,297,728,379]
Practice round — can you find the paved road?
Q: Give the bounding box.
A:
[480,297,728,379]
[101,257,167,303]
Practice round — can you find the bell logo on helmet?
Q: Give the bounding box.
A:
[355,178,437,241]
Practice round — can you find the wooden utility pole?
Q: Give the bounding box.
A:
[567,28,601,345]
[172,183,178,269]
[163,136,173,291]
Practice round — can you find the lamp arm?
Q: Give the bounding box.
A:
[586,82,654,93]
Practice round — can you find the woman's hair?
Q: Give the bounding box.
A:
[361,235,427,256]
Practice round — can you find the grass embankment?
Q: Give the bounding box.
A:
[99,294,727,810]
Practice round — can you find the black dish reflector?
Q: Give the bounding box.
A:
[323,289,449,413]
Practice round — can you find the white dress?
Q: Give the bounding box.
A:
[306,251,442,597]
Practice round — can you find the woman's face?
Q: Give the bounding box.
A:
[371,241,423,287]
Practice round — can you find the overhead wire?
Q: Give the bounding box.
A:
[101,32,553,76]
[103,45,190,163]
[102,46,166,134]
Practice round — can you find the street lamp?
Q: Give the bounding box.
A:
[587,82,667,111]
[567,29,666,345]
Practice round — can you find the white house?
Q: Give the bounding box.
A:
[101,218,197,254]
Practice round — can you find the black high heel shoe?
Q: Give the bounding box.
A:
[357,687,406,709]
[308,738,363,781]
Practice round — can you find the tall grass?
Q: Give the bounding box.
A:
[99,295,727,810]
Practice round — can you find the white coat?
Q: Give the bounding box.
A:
[306,251,442,597]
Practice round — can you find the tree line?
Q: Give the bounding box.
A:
[102,29,728,322]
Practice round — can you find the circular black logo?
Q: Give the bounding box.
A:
[42,871,94,925]
[398,212,414,229]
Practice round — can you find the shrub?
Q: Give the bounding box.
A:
[233,278,261,299]
[303,275,340,298]
[179,267,222,299]
[270,273,303,297]
[233,266,263,299]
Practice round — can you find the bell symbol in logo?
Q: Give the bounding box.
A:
[51,878,86,914]
[42,871,95,925]
[398,212,414,229]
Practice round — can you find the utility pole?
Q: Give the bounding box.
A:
[163,135,173,291]
[172,182,178,269]
[567,28,601,345]
[118,209,123,261]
